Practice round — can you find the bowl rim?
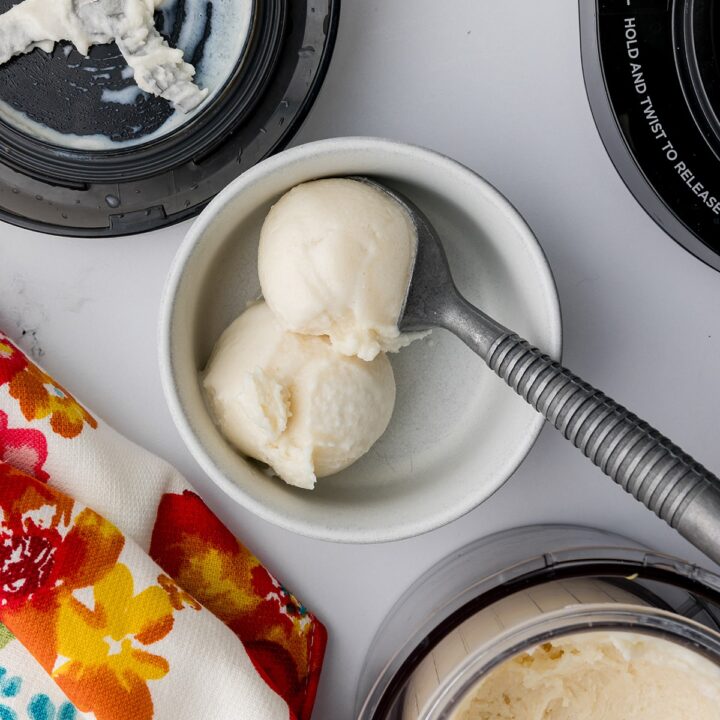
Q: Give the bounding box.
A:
[158,136,563,543]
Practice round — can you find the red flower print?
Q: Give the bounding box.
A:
[0,462,125,670]
[0,463,124,609]
[150,491,327,720]
[0,337,27,387]
[0,461,180,720]
[0,462,72,532]
[245,640,314,719]
[0,462,65,612]
[52,508,125,593]
[0,521,62,610]
[251,565,308,621]
[0,410,49,481]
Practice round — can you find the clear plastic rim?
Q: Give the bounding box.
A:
[355,524,720,719]
[422,605,720,720]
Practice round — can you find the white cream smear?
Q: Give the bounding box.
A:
[0,0,252,149]
[0,0,206,111]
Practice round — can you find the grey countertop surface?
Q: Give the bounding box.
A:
[3,1,720,717]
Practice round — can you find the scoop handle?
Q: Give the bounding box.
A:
[490,332,720,563]
[441,295,720,565]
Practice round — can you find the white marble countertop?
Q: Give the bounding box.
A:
[3,2,720,717]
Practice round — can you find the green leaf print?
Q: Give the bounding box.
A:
[0,625,14,651]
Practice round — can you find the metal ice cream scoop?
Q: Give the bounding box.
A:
[356,176,720,566]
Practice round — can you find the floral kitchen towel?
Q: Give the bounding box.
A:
[0,331,327,720]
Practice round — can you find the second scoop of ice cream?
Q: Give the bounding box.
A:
[258,178,418,361]
[203,302,396,489]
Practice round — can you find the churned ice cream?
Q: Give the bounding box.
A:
[453,631,720,720]
[0,0,208,112]
[258,178,418,362]
[203,302,396,489]
[204,178,423,488]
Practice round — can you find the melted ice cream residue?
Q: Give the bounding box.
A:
[0,0,207,112]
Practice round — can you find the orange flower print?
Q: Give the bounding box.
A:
[0,464,182,720]
[150,491,327,720]
[9,364,96,439]
[53,508,126,594]
[158,574,202,612]
[0,464,125,671]
[0,335,96,438]
[53,563,174,720]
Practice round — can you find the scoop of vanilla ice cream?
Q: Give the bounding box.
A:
[258,178,418,361]
[203,302,396,489]
[453,631,720,720]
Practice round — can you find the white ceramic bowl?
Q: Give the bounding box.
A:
[159,137,562,543]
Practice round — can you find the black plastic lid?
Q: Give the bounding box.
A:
[581,0,720,271]
[0,0,340,236]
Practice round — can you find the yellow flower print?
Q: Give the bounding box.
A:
[53,564,174,720]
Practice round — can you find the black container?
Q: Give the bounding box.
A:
[0,0,339,236]
[581,0,720,271]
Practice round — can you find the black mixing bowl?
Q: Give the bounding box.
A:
[0,0,339,236]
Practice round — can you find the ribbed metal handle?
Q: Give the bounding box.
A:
[487,333,720,564]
